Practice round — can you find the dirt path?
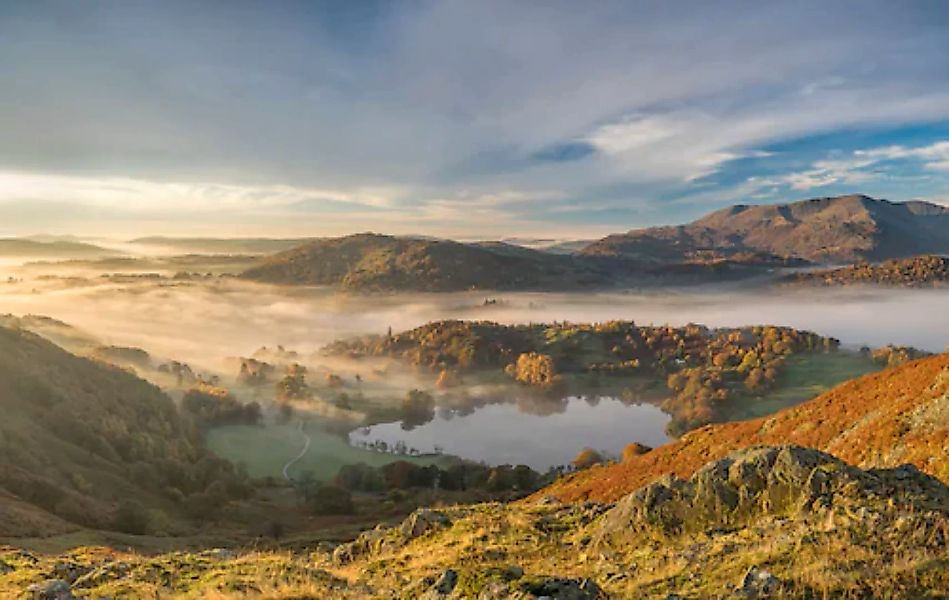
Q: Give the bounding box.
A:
[281,420,312,482]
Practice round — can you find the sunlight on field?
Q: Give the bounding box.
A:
[727,352,880,420]
[206,420,448,481]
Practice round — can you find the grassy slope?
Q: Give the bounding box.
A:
[723,352,878,421]
[3,447,945,599]
[0,325,244,538]
[206,421,449,481]
[541,353,949,503]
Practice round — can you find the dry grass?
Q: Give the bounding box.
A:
[538,354,949,503]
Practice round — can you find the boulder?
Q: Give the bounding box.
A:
[593,445,944,543]
[433,569,458,594]
[401,509,452,540]
[25,579,75,600]
[735,566,781,598]
[50,562,91,584]
[518,577,607,599]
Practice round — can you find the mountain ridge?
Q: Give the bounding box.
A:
[581,194,949,263]
[240,232,612,291]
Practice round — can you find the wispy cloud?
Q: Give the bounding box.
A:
[0,171,404,213]
[856,141,949,171]
[751,140,949,192]
[1,2,949,233]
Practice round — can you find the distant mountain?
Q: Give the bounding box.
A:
[0,239,119,258]
[783,254,949,288]
[582,194,949,263]
[129,236,318,255]
[240,233,611,291]
[0,325,248,537]
[498,237,595,255]
[541,352,949,503]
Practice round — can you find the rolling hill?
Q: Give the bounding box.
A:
[539,352,949,503]
[129,236,317,255]
[782,254,949,287]
[581,194,949,264]
[0,239,119,258]
[0,325,248,538]
[240,233,611,291]
[4,443,945,597]
[0,342,945,597]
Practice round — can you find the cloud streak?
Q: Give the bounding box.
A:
[1,1,948,234]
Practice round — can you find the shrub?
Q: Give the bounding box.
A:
[309,485,354,515]
[572,448,605,470]
[114,499,150,534]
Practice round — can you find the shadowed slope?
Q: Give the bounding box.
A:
[241,233,609,291]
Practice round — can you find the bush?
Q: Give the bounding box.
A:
[572,448,605,470]
[309,485,354,515]
[114,499,150,534]
[621,442,652,463]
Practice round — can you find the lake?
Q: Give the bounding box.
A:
[349,397,673,471]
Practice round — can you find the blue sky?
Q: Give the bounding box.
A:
[1,0,948,238]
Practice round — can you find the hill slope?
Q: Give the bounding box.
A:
[241,233,610,291]
[129,236,317,255]
[4,445,945,598]
[0,239,119,258]
[540,353,949,503]
[782,254,949,287]
[582,194,949,263]
[0,325,247,537]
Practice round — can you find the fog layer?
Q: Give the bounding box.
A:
[0,277,945,373]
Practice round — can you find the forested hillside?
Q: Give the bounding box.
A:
[0,326,250,537]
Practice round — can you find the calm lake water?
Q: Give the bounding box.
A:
[349,397,673,470]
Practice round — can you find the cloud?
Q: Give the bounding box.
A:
[856,141,949,171]
[760,140,949,191]
[0,171,403,213]
[1,2,949,232]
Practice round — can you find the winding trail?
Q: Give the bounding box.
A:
[282,420,312,482]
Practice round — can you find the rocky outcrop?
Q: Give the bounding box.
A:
[595,445,948,543]
[333,508,455,565]
[25,579,74,600]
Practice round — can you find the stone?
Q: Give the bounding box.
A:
[51,561,91,584]
[25,579,75,600]
[736,566,781,598]
[433,569,458,594]
[401,509,452,540]
[520,577,607,599]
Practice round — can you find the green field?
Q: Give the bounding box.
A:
[206,419,450,482]
[726,351,880,421]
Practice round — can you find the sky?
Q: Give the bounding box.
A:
[1,0,949,239]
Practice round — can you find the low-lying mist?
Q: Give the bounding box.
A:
[2,259,945,472]
[0,275,946,373]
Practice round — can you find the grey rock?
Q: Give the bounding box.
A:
[71,562,132,589]
[434,569,458,594]
[25,579,75,600]
[736,566,781,598]
[50,562,91,584]
[520,577,607,599]
[401,509,452,540]
[595,445,949,545]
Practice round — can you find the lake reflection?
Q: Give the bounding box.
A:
[349,397,673,471]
